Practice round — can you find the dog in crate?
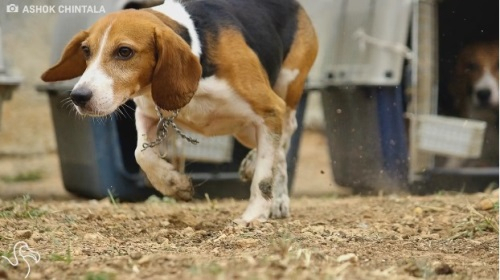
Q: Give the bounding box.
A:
[447,40,499,167]
[41,0,318,224]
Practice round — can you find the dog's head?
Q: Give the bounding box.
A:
[455,41,499,109]
[41,9,202,116]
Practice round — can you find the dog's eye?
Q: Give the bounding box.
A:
[465,62,479,72]
[116,47,134,60]
[81,46,91,59]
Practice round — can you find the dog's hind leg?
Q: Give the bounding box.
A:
[269,108,297,218]
[269,7,318,218]
[234,89,286,224]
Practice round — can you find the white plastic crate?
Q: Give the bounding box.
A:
[166,132,234,163]
[299,0,413,88]
[417,115,486,158]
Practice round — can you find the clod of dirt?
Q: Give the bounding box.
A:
[160,220,170,227]
[336,253,358,264]
[433,261,454,275]
[236,238,259,248]
[401,259,427,278]
[83,233,102,240]
[169,212,200,228]
[31,232,43,242]
[180,227,195,237]
[475,198,496,211]
[16,229,32,239]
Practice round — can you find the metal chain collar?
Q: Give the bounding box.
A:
[142,106,199,151]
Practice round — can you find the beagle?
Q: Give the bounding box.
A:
[447,41,499,167]
[451,41,499,114]
[41,0,318,223]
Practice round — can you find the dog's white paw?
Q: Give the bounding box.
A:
[148,169,193,201]
[270,194,290,219]
[236,197,271,225]
[239,149,257,182]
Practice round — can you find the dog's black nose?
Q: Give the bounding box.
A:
[70,88,93,107]
[476,89,491,105]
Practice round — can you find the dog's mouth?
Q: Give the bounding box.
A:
[69,87,130,117]
[74,106,114,117]
[72,97,128,117]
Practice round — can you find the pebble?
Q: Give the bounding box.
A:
[138,255,154,265]
[31,232,43,242]
[160,220,170,227]
[414,207,423,217]
[83,233,101,240]
[129,251,142,260]
[16,230,32,239]
[310,225,325,234]
[475,199,496,211]
[336,253,358,263]
[236,238,259,248]
[181,227,195,237]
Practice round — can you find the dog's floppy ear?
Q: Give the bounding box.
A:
[152,27,202,111]
[41,30,88,82]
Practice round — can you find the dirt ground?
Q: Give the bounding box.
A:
[0,130,498,279]
[0,188,498,280]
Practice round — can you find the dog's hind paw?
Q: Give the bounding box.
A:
[270,195,290,219]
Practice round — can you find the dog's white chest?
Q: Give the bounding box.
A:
[135,76,257,136]
[179,76,256,135]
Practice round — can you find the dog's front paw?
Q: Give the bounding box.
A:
[270,194,290,219]
[165,172,194,201]
[149,171,193,201]
[239,149,257,182]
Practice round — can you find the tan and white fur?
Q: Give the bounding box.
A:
[41,0,318,224]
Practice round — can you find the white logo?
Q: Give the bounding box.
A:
[2,241,41,278]
[6,4,19,13]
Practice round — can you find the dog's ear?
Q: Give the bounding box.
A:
[41,30,88,82]
[152,27,201,111]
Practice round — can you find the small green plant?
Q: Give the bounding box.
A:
[0,195,45,219]
[0,170,43,183]
[84,272,115,280]
[205,193,217,210]
[107,189,119,206]
[49,244,72,264]
[0,250,13,259]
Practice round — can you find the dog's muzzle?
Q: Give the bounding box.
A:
[70,88,93,107]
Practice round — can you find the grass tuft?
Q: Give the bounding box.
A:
[0,195,45,219]
[49,244,72,264]
[84,272,115,280]
[107,189,119,206]
[0,170,43,183]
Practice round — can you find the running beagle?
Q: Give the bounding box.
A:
[41,0,318,223]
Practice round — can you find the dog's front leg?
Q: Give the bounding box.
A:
[134,108,193,201]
